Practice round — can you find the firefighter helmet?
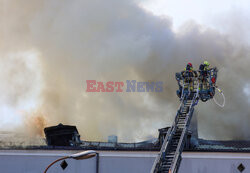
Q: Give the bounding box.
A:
[204,61,210,66]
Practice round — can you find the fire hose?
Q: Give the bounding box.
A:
[213,87,225,108]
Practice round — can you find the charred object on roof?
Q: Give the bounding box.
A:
[44,123,81,146]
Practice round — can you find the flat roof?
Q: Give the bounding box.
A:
[1,139,250,153]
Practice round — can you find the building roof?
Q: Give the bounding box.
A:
[187,139,250,153]
[1,129,250,152]
[1,138,250,153]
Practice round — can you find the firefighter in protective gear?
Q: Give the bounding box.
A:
[199,60,210,90]
[181,63,198,91]
[204,61,210,70]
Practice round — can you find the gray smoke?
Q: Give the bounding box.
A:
[1,0,250,142]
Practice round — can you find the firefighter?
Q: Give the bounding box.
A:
[181,63,198,92]
[199,60,210,91]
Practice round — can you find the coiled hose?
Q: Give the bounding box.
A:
[213,87,225,107]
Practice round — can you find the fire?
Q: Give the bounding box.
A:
[30,115,47,137]
[24,110,48,137]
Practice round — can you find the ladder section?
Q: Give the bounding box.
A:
[151,94,197,173]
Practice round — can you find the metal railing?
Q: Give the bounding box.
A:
[170,93,197,173]
[150,81,199,173]
[150,128,172,173]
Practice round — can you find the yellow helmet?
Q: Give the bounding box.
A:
[204,61,210,66]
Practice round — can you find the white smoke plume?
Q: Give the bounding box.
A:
[0,0,250,142]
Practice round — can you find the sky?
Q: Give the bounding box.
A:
[140,0,250,31]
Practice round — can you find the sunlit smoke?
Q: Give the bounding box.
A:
[25,110,48,137]
[0,0,250,142]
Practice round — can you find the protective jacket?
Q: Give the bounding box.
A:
[199,64,210,77]
[181,67,198,81]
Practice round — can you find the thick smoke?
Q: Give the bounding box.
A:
[1,0,250,142]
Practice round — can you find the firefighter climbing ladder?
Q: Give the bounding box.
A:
[151,82,199,173]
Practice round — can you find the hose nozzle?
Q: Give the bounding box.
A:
[217,88,222,93]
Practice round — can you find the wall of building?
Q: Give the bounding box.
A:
[179,152,250,173]
[0,150,156,173]
[0,150,249,173]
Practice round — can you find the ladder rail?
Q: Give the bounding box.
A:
[170,95,196,173]
[150,100,185,173]
[151,77,200,173]
[150,127,172,173]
